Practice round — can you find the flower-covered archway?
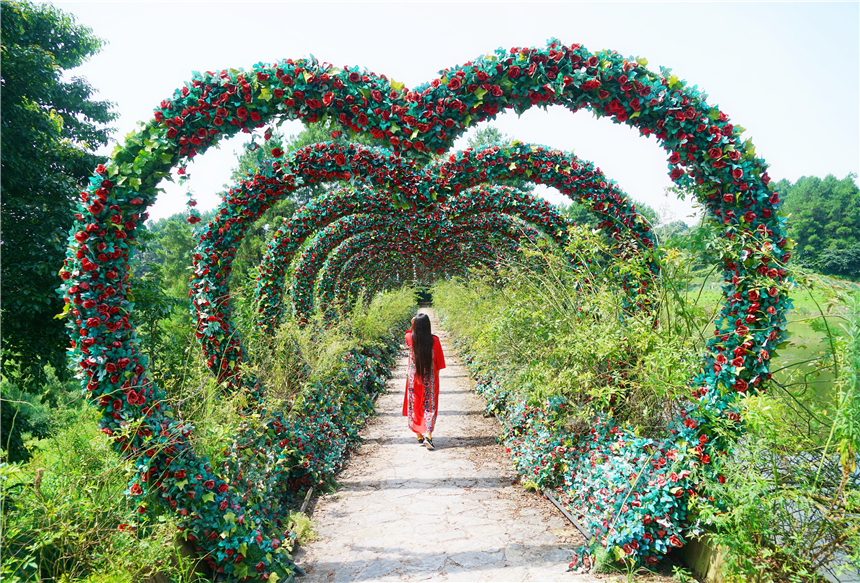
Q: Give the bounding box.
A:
[312,216,549,314]
[252,141,655,334]
[290,211,550,320]
[58,40,788,577]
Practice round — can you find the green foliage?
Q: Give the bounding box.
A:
[777,174,860,278]
[1,361,80,463]
[691,289,860,582]
[136,211,214,297]
[0,283,415,581]
[433,228,708,436]
[0,0,116,387]
[1,408,181,582]
[435,223,859,580]
[350,287,417,343]
[286,511,317,547]
[556,197,659,241]
[466,125,511,149]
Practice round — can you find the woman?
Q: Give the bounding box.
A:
[403,313,446,450]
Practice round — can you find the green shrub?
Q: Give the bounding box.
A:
[1,408,180,582]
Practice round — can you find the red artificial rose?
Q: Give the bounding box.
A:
[348,72,360,83]
[236,107,248,119]
[732,167,744,180]
[130,483,142,496]
[744,211,756,223]
[508,66,521,79]
[335,153,346,166]
[187,215,201,225]
[271,148,284,158]
[166,127,178,139]
[669,152,681,165]
[669,535,683,548]
[708,147,722,159]
[447,77,462,91]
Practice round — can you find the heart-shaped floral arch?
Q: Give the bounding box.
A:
[251,141,656,330]
[289,210,553,320]
[310,215,551,313]
[59,39,789,577]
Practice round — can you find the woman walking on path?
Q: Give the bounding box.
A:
[403,313,446,450]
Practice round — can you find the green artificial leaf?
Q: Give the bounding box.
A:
[636,57,649,66]
[175,479,188,490]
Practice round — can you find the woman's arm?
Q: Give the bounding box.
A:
[433,336,446,370]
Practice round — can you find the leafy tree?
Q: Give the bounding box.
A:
[136,210,215,297]
[1,0,116,386]
[776,174,860,277]
[467,125,511,149]
[818,243,860,280]
[655,219,691,243]
[557,200,602,230]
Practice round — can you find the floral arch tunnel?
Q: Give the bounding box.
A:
[59,39,788,578]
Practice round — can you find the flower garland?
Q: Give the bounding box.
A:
[286,187,571,322]
[254,141,655,333]
[313,217,544,314]
[58,39,787,576]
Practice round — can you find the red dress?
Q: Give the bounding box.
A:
[403,332,446,434]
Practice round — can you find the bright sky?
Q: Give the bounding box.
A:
[56,2,859,225]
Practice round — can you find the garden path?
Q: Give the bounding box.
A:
[293,308,599,582]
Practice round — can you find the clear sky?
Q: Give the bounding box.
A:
[55,1,859,225]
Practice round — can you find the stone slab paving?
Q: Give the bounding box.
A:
[293,308,602,582]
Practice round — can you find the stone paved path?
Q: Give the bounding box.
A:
[294,308,601,582]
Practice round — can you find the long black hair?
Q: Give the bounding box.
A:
[412,313,434,378]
